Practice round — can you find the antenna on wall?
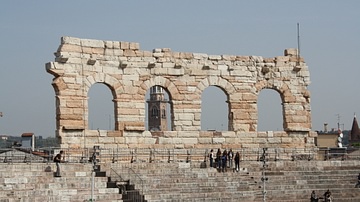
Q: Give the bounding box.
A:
[297,23,301,66]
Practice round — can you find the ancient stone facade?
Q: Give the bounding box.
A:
[46,36,316,150]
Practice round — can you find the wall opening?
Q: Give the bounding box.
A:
[201,86,228,131]
[88,83,115,130]
[145,85,172,131]
[257,89,283,131]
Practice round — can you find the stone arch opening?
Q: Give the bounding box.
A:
[257,89,284,131]
[88,83,115,130]
[83,73,122,131]
[145,85,173,131]
[196,77,236,131]
[201,86,229,131]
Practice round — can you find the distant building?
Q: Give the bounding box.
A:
[316,114,360,148]
[21,133,35,151]
[349,114,360,144]
[316,129,340,148]
[0,135,8,140]
[147,86,169,131]
[315,120,349,148]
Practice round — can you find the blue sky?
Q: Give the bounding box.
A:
[1,1,360,137]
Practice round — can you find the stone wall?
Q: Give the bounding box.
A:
[46,36,315,150]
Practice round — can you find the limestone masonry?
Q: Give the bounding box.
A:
[46,36,315,151]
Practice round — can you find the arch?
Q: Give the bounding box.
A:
[145,85,173,131]
[196,77,234,131]
[88,83,115,130]
[82,73,123,131]
[150,106,159,117]
[254,80,300,131]
[84,73,124,99]
[254,80,294,103]
[195,76,236,97]
[201,86,228,131]
[257,89,283,131]
[140,76,181,100]
[140,77,178,130]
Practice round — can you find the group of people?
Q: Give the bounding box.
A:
[208,148,240,172]
[310,190,333,202]
[311,173,360,201]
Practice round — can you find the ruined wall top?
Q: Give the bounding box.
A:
[51,36,308,75]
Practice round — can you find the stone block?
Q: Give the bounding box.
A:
[120,41,129,49]
[221,131,236,137]
[4,177,28,184]
[198,137,212,144]
[75,172,87,177]
[124,49,136,57]
[168,68,184,76]
[61,36,81,45]
[144,137,157,144]
[58,44,82,52]
[208,55,221,60]
[212,138,225,144]
[81,38,104,48]
[284,48,298,56]
[225,137,241,144]
[129,42,140,50]
[182,138,198,145]
[199,131,213,137]
[282,137,293,143]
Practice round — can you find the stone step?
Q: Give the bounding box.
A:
[3,161,360,202]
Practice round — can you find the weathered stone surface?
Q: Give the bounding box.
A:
[47,37,312,150]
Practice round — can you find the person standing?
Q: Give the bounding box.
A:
[325,191,333,202]
[228,149,234,169]
[216,149,222,169]
[54,150,65,177]
[323,189,331,202]
[209,149,214,168]
[221,150,227,172]
[234,151,240,172]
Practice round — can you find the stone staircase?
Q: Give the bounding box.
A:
[2,160,360,201]
[0,163,122,202]
[108,160,360,202]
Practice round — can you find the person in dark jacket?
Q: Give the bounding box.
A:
[216,149,222,169]
[310,190,318,202]
[221,150,227,172]
[234,151,240,172]
[54,150,65,177]
[209,149,214,168]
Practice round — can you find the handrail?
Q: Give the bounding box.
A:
[128,167,144,194]
[110,167,125,182]
[109,167,128,195]
[2,147,360,163]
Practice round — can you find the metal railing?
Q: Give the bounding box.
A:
[109,166,144,202]
[109,168,127,194]
[0,147,91,164]
[128,167,144,195]
[1,146,360,164]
